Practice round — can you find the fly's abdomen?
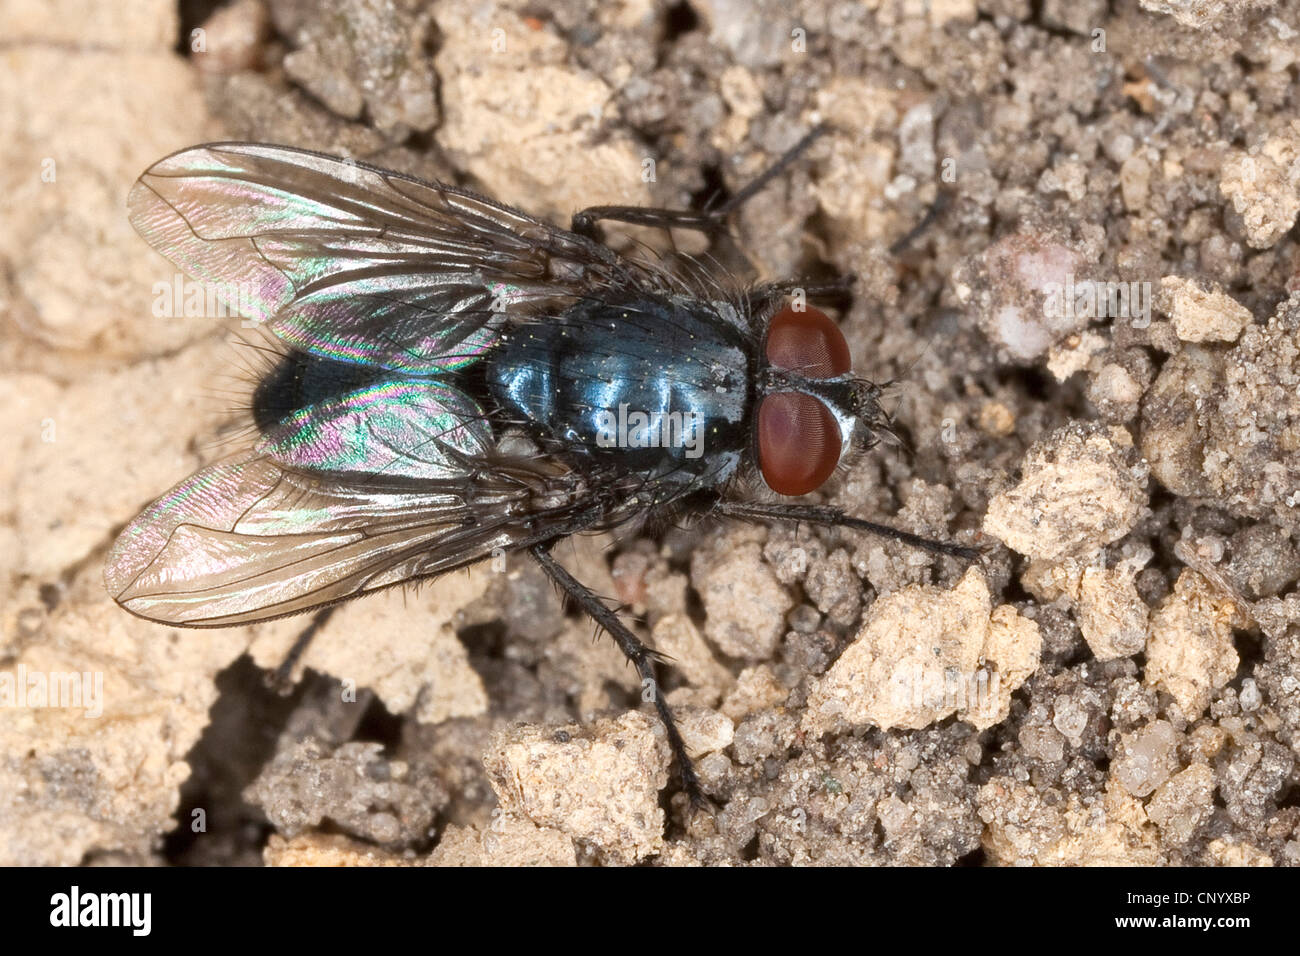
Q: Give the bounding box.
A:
[488,296,751,479]
[252,351,389,431]
[251,350,493,480]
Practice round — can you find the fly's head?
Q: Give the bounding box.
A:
[754,301,894,496]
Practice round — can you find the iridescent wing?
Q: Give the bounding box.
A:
[105,449,591,627]
[127,142,633,373]
[113,143,654,625]
[106,360,610,625]
[258,373,494,480]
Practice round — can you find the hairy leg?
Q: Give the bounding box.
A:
[530,543,704,806]
[571,125,828,240]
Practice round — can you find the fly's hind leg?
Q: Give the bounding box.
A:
[571,125,828,241]
[267,605,337,694]
[529,543,704,807]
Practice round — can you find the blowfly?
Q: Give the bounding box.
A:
[106,128,978,802]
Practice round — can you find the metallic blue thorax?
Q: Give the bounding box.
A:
[488,295,752,482]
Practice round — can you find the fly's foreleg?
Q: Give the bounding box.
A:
[715,500,983,562]
[752,275,857,300]
[888,189,953,255]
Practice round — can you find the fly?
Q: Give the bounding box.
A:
[105,128,979,804]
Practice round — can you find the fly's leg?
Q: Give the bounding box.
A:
[715,500,983,562]
[888,189,953,255]
[267,605,337,694]
[753,275,857,300]
[571,125,828,240]
[529,544,704,807]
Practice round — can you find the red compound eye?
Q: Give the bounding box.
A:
[758,392,841,496]
[757,304,850,496]
[764,304,851,378]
